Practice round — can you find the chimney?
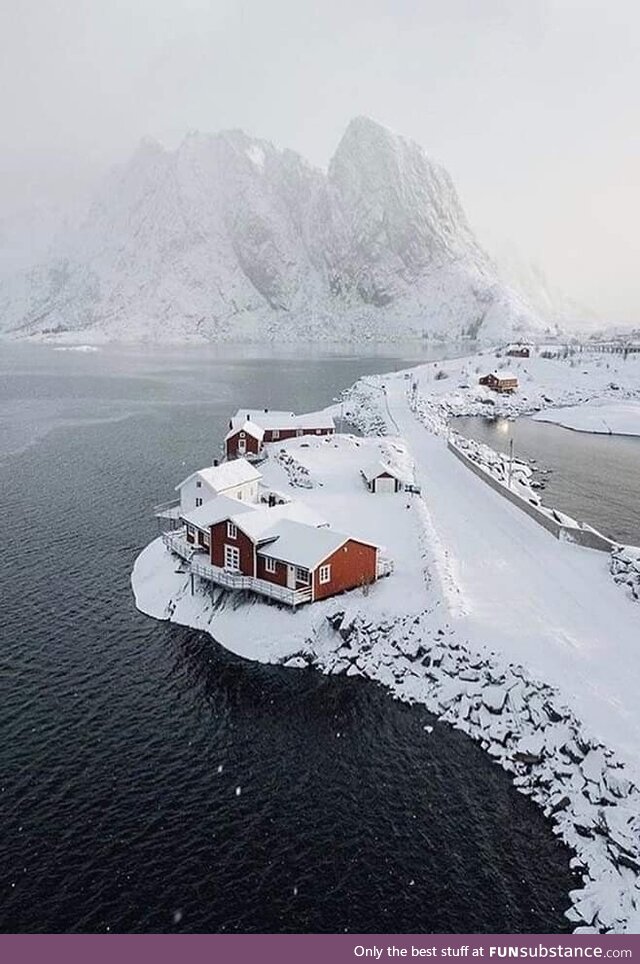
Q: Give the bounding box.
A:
[213,458,219,467]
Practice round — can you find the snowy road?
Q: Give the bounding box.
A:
[384,376,640,779]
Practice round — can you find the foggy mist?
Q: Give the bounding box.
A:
[1,0,638,321]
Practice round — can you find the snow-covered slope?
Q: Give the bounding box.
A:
[0,118,554,344]
[491,241,600,331]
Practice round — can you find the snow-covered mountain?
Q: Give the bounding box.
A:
[0,117,557,343]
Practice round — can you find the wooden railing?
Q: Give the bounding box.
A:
[162,530,194,561]
[190,558,312,607]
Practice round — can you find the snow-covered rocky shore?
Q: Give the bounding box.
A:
[610,546,640,604]
[133,346,640,934]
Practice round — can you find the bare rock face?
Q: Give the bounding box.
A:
[0,117,553,344]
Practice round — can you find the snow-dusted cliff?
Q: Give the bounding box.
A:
[0,117,555,344]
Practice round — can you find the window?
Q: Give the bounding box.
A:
[296,429,303,437]
[202,533,210,549]
[195,497,203,507]
[295,567,310,584]
[272,429,279,440]
[224,544,240,572]
[265,556,277,574]
[196,480,202,488]
[319,564,331,585]
[315,429,321,435]
[227,521,237,539]
[237,491,242,501]
[240,431,245,439]
[186,525,195,539]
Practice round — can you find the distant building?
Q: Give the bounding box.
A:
[505,344,531,358]
[361,461,405,494]
[225,409,335,460]
[479,372,519,394]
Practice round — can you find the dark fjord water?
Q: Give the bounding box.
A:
[0,344,576,933]
[453,416,640,545]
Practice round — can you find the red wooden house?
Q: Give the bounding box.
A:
[478,372,519,394]
[168,495,386,607]
[225,408,335,460]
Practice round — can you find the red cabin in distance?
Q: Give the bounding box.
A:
[225,408,335,460]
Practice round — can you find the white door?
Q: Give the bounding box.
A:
[286,565,296,589]
[375,476,396,494]
[224,544,241,572]
[238,437,246,455]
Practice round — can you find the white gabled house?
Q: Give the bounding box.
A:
[175,457,262,514]
[361,461,405,494]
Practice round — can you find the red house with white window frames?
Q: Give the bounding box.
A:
[225,408,335,460]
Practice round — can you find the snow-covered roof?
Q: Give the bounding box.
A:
[176,457,262,493]
[483,370,518,382]
[230,409,295,431]
[257,520,378,570]
[232,501,327,542]
[224,420,265,442]
[292,411,335,430]
[361,460,403,483]
[229,408,335,433]
[182,494,255,529]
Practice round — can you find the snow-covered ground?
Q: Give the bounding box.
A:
[533,399,640,437]
[393,347,640,428]
[132,345,640,933]
[134,434,426,658]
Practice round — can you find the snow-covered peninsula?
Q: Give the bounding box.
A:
[132,346,640,934]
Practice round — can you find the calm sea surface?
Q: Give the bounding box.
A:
[0,343,576,933]
[453,415,640,545]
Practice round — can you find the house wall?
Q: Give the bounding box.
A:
[313,541,378,602]
[372,472,400,493]
[210,521,256,575]
[226,432,261,460]
[220,480,259,503]
[179,477,217,514]
[256,555,288,586]
[264,427,334,443]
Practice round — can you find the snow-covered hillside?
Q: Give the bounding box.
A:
[0,118,556,344]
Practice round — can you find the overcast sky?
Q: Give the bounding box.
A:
[1,0,638,320]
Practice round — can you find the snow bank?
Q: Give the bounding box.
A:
[533,400,640,437]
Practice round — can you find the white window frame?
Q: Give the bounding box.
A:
[227,521,237,539]
[315,428,321,435]
[202,532,210,549]
[264,556,277,574]
[239,431,246,439]
[224,544,240,572]
[186,525,195,539]
[272,429,279,440]
[296,428,303,437]
[319,564,331,585]
[295,566,310,584]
